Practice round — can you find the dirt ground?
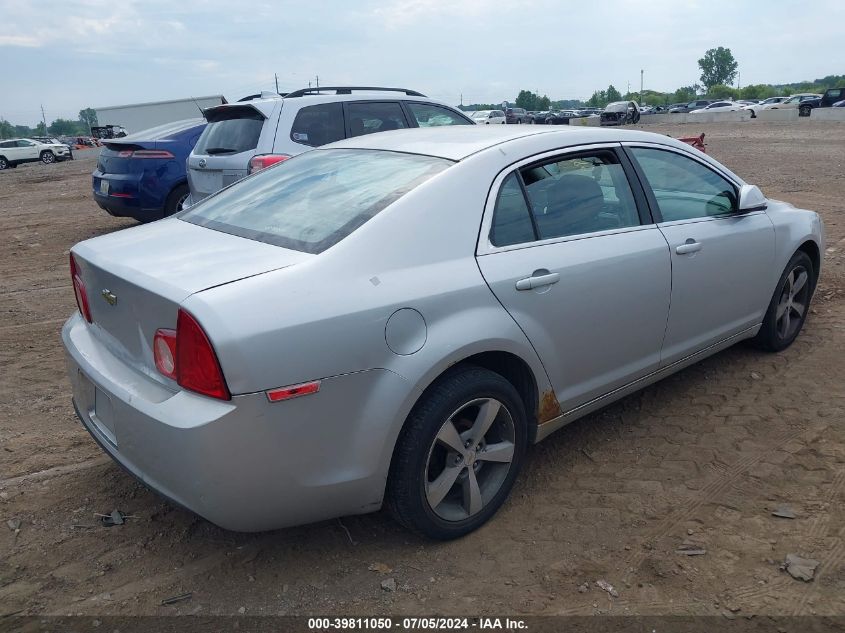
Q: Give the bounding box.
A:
[1,122,844,619]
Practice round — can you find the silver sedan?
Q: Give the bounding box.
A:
[63,126,824,539]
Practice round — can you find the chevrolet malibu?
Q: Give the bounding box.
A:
[63,126,824,539]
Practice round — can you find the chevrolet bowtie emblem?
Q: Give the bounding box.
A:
[101,289,117,306]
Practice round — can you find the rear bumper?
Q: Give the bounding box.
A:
[62,313,407,531]
[92,172,164,222]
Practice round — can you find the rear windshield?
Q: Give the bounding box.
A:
[194,107,264,155]
[179,149,452,254]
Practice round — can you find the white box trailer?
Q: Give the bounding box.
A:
[94,95,227,135]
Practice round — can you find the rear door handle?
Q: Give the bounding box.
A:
[516,272,560,291]
[675,240,702,255]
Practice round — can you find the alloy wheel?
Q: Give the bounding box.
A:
[424,397,516,521]
[41,152,54,164]
[775,265,810,341]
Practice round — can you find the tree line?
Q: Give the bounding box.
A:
[0,108,98,139]
[461,47,844,111]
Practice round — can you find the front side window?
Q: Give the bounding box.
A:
[521,151,641,241]
[290,102,345,147]
[629,147,737,221]
[180,149,451,254]
[406,103,471,127]
[347,102,408,137]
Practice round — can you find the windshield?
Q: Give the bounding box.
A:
[471,111,488,118]
[605,102,628,112]
[180,149,452,254]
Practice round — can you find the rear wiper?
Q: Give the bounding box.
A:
[205,147,238,155]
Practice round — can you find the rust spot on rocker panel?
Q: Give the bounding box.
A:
[538,390,562,424]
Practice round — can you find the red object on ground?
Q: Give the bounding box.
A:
[677,133,706,153]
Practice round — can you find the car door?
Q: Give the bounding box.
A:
[16,140,38,160]
[624,144,775,366]
[476,146,672,413]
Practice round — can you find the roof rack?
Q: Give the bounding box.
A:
[283,86,426,98]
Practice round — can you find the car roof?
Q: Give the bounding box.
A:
[323,126,696,161]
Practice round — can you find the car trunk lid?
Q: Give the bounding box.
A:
[71,218,309,382]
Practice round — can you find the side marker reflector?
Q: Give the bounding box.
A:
[266,380,321,403]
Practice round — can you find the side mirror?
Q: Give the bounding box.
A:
[738,184,768,213]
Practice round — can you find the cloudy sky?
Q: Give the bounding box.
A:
[2,0,842,126]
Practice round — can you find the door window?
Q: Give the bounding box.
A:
[521,151,641,240]
[406,103,471,127]
[628,147,737,221]
[290,102,345,147]
[346,102,408,137]
[490,173,536,247]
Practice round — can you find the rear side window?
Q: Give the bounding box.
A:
[194,107,264,156]
[629,147,737,221]
[290,103,345,147]
[347,102,408,137]
[521,152,640,240]
[406,103,471,127]
[490,173,535,247]
[180,149,452,254]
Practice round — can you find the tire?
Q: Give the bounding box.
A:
[387,365,527,540]
[752,251,815,352]
[163,183,190,216]
[40,151,55,164]
[799,105,811,117]
[0,156,7,170]
[750,110,757,119]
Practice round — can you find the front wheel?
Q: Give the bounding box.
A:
[0,157,8,170]
[753,251,815,352]
[387,366,527,540]
[40,151,55,164]
[799,105,812,117]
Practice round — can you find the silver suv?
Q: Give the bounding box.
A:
[186,86,474,205]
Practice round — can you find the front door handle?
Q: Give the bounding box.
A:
[675,239,702,255]
[516,272,560,291]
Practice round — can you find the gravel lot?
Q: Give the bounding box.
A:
[1,122,844,618]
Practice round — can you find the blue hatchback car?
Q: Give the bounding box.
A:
[92,119,206,222]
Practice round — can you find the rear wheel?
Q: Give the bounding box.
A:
[799,105,812,117]
[164,183,190,216]
[753,251,815,352]
[0,156,7,170]
[40,151,55,164]
[387,366,527,540]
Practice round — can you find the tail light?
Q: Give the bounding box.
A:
[154,309,230,400]
[69,253,92,323]
[248,153,291,174]
[117,150,175,159]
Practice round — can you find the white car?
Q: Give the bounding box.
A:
[763,94,822,111]
[470,110,506,125]
[0,138,70,170]
[689,101,741,114]
[742,97,787,117]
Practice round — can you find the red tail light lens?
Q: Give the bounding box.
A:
[117,150,175,159]
[247,153,291,174]
[174,309,230,400]
[69,253,92,323]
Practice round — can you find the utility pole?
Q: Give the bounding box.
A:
[460,92,463,106]
[40,104,47,133]
[316,75,319,89]
[639,69,644,105]
[275,73,280,94]
[737,71,741,90]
